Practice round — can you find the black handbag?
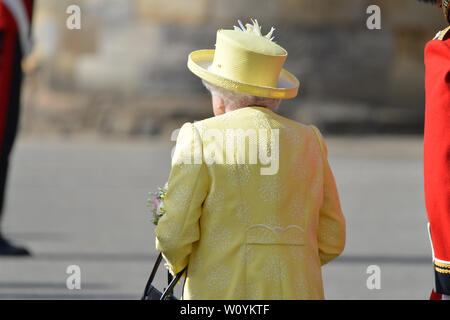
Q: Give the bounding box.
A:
[141,253,187,300]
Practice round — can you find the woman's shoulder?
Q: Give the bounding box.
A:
[273,112,319,137]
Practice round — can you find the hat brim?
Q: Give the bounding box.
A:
[187,49,299,99]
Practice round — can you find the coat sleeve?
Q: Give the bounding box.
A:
[311,126,346,266]
[155,122,209,275]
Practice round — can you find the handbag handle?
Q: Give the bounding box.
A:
[143,253,163,296]
[160,267,187,300]
[143,252,187,300]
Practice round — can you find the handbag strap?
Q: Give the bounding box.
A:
[160,266,187,300]
[143,252,163,295]
[167,271,173,296]
[143,252,188,300]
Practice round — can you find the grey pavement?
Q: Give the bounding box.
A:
[0,136,433,299]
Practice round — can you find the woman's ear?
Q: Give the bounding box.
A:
[212,95,225,116]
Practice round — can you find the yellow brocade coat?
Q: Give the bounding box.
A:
[155,106,345,300]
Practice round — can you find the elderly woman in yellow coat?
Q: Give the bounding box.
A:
[155,20,345,300]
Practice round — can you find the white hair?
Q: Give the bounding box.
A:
[202,80,281,111]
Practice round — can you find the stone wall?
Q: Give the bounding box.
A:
[21,0,447,138]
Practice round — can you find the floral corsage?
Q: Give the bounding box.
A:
[148,183,168,225]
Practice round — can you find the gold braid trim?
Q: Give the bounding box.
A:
[438,26,450,41]
[434,260,450,268]
[443,0,449,24]
[435,266,450,274]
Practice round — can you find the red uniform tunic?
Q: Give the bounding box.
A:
[424,26,450,296]
[0,0,33,149]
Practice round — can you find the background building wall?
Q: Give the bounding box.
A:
[21,0,447,138]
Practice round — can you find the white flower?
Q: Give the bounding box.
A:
[157,201,165,216]
[233,18,276,42]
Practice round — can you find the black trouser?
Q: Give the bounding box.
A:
[0,32,23,233]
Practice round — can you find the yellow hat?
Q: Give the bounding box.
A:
[187,19,299,99]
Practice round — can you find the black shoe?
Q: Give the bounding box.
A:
[0,236,31,256]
